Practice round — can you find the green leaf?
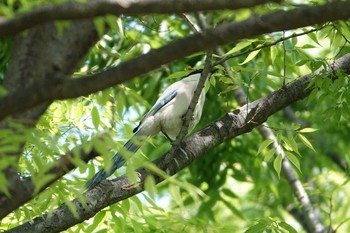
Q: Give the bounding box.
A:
[307,31,321,45]
[298,127,318,133]
[281,135,293,151]
[167,70,193,80]
[285,151,301,173]
[94,17,106,37]
[288,134,299,155]
[257,139,274,155]
[33,174,56,195]
[225,39,257,56]
[270,46,278,64]
[222,188,239,199]
[297,134,316,152]
[273,155,282,179]
[65,199,79,219]
[279,221,298,233]
[265,147,276,162]
[144,175,157,199]
[91,106,100,129]
[0,172,10,197]
[89,211,106,230]
[221,198,245,219]
[169,184,184,208]
[245,222,267,233]
[240,49,261,65]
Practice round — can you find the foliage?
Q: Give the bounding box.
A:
[1,0,350,232]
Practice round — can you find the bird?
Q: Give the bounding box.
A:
[86,69,214,190]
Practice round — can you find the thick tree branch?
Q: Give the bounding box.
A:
[0,19,99,218]
[197,11,327,230]
[0,0,281,39]
[219,46,326,231]
[6,54,350,233]
[1,0,350,121]
[0,146,100,220]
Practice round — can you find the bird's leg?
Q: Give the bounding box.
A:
[161,130,174,142]
[121,182,141,190]
[181,114,194,127]
[121,172,142,190]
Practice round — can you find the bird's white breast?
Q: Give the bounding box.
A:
[138,73,206,139]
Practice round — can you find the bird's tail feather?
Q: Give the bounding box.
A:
[86,132,144,190]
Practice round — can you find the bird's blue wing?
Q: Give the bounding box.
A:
[133,89,177,133]
[86,89,177,190]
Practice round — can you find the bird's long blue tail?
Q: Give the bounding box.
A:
[86,133,143,190]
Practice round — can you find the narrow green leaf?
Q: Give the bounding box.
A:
[298,127,319,133]
[257,139,274,155]
[93,17,106,37]
[144,175,157,199]
[0,172,10,197]
[307,31,321,45]
[288,134,299,155]
[285,151,301,173]
[91,106,100,129]
[221,198,245,219]
[265,147,276,162]
[279,221,298,233]
[167,70,192,80]
[240,49,261,65]
[169,184,183,207]
[33,174,56,195]
[273,155,282,179]
[281,135,293,151]
[65,199,79,218]
[270,46,278,64]
[93,211,106,227]
[225,39,257,56]
[222,188,239,199]
[297,134,316,152]
[245,222,267,233]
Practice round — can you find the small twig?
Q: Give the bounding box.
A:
[165,50,214,164]
[181,13,200,33]
[193,11,327,233]
[212,27,323,67]
[282,30,287,87]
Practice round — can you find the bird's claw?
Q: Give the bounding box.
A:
[121,182,141,190]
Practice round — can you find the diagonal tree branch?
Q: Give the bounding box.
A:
[0,0,281,39]
[1,0,350,121]
[6,54,350,233]
[0,146,100,220]
[195,11,327,232]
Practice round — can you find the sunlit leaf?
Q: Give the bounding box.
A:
[297,134,316,152]
[225,39,258,56]
[279,221,298,233]
[298,127,319,133]
[273,155,283,179]
[257,139,274,155]
[245,222,267,233]
[285,151,301,173]
[239,49,261,65]
[144,175,157,199]
[91,106,100,129]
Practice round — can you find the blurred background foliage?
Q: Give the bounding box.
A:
[0,0,350,232]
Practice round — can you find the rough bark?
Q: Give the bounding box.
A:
[1,1,350,120]
[7,54,350,233]
[0,0,281,38]
[0,19,99,219]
